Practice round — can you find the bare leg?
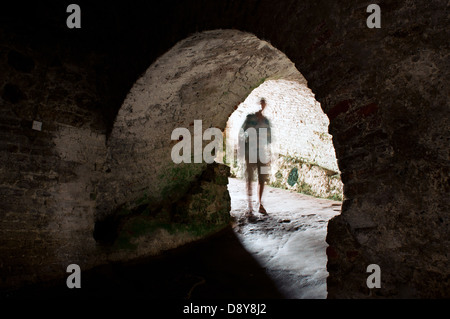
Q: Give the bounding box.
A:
[258,180,264,204]
[246,163,254,214]
[258,167,268,215]
[246,180,252,211]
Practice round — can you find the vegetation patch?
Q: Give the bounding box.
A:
[267,154,343,201]
[114,209,229,251]
[287,168,299,186]
[107,162,232,252]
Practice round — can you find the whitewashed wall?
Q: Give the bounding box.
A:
[224,79,339,173]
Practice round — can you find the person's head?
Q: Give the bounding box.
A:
[260,98,267,111]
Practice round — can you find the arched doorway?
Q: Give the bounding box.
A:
[94,29,342,298]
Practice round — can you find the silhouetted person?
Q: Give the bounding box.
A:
[239,98,272,218]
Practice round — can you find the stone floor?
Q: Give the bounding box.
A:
[228,178,341,299]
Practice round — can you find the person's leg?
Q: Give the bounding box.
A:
[258,181,265,202]
[257,163,268,215]
[245,162,254,214]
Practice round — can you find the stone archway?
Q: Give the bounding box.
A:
[92,31,346,292]
[93,29,312,256]
[97,30,303,219]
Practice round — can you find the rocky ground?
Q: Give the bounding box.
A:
[228,178,341,299]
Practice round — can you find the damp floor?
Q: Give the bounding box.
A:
[228,178,341,299]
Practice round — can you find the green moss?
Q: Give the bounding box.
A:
[287,168,299,186]
[284,155,304,164]
[113,162,232,251]
[327,193,343,201]
[275,170,283,179]
[214,174,228,186]
[156,162,206,203]
[114,213,170,250]
[270,180,286,189]
[172,220,228,238]
[222,134,228,165]
[248,77,266,91]
[134,191,150,206]
[115,236,137,250]
[114,213,229,251]
[298,180,314,196]
[281,155,337,174]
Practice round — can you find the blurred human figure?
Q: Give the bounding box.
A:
[239,98,272,218]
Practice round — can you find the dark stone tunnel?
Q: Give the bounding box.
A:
[0,0,448,299]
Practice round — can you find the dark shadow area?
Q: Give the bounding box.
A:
[1,226,283,299]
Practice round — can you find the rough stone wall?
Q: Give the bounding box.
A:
[270,156,343,201]
[0,38,107,287]
[0,0,448,298]
[300,1,450,298]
